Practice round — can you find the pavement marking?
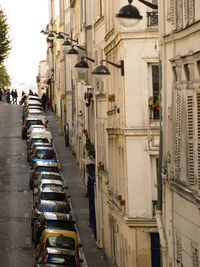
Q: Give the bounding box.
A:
[25,238,31,245]
[23,190,28,195]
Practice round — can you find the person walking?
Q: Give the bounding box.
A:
[0,89,2,101]
[11,89,14,103]
[7,89,11,103]
[13,90,18,104]
[41,93,47,110]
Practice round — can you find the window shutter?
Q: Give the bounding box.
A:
[197,93,200,190]
[177,0,183,30]
[170,0,177,30]
[192,245,199,267]
[176,234,183,265]
[175,95,182,180]
[187,95,195,187]
[189,0,195,24]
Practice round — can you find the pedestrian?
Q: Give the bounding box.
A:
[41,93,47,110]
[7,89,11,103]
[29,89,33,95]
[0,89,2,101]
[4,89,7,102]
[13,89,18,104]
[11,89,15,103]
[47,98,51,109]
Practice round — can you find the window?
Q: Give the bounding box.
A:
[191,245,199,267]
[149,64,160,120]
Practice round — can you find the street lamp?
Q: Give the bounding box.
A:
[92,60,124,76]
[75,56,95,73]
[67,45,85,57]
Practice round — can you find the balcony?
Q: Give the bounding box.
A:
[147,11,158,27]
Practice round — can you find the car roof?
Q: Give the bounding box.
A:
[42,212,71,221]
[39,172,62,176]
[40,200,68,205]
[34,161,59,167]
[44,228,77,237]
[39,187,64,193]
[39,179,63,185]
[34,147,55,151]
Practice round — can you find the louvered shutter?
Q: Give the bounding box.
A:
[187,95,195,187]
[189,0,195,24]
[176,234,183,265]
[175,95,182,180]
[177,0,183,30]
[170,0,177,30]
[197,93,200,190]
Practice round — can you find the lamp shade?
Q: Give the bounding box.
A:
[92,64,111,75]
[62,40,72,46]
[47,33,55,40]
[57,32,64,39]
[116,0,142,19]
[67,47,79,55]
[75,60,89,73]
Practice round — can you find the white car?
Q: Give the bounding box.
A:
[28,129,53,145]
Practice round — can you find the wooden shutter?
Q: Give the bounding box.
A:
[176,234,183,265]
[175,95,182,180]
[191,245,199,267]
[177,0,183,30]
[197,93,200,190]
[170,0,177,30]
[187,95,195,187]
[189,0,195,24]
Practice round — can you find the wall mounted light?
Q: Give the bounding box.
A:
[75,56,95,73]
[92,60,124,76]
[67,45,85,57]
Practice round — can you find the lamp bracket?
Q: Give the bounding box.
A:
[82,56,95,63]
[101,60,124,76]
[138,0,158,9]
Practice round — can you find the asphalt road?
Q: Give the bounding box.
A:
[0,102,35,266]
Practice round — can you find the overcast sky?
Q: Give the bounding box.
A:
[0,0,49,93]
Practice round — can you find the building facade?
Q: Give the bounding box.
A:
[159,0,200,266]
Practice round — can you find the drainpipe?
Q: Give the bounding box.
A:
[155,59,168,267]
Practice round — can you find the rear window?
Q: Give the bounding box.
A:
[39,202,69,213]
[46,254,76,265]
[36,150,55,159]
[42,192,66,201]
[26,120,43,127]
[36,167,59,173]
[32,138,49,144]
[46,220,75,231]
[41,174,62,180]
[46,236,75,250]
[42,184,63,191]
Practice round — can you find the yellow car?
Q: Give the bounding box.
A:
[35,229,79,260]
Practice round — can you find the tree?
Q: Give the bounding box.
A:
[0,6,11,64]
[0,65,10,87]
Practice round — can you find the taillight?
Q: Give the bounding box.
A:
[40,242,45,252]
[39,226,44,232]
[34,151,37,157]
[53,151,56,158]
[33,173,39,178]
[24,125,28,129]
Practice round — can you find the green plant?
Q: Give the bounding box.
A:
[108,94,115,102]
[85,138,95,158]
[98,161,104,171]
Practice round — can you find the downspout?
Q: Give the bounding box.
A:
[156,58,168,267]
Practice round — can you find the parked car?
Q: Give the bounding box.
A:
[33,187,69,207]
[33,172,65,188]
[35,229,79,260]
[27,142,52,162]
[28,129,53,145]
[30,147,57,167]
[35,247,80,267]
[32,212,75,244]
[22,118,45,139]
[33,180,65,196]
[32,200,71,224]
[29,161,60,189]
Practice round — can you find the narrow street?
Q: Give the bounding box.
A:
[0,102,109,267]
[0,103,34,266]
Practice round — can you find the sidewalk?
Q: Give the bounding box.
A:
[46,110,110,267]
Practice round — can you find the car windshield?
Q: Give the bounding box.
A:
[36,150,55,159]
[36,167,59,173]
[46,236,75,250]
[45,254,76,266]
[41,174,62,180]
[26,120,43,127]
[46,220,75,231]
[42,192,66,201]
[38,202,69,213]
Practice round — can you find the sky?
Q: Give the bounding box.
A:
[0,0,49,93]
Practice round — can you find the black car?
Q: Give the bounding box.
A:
[22,118,44,139]
[31,200,71,226]
[32,212,75,244]
[35,247,80,267]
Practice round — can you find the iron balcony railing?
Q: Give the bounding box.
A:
[147,11,158,27]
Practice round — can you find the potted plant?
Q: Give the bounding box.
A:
[97,161,104,171]
[85,138,95,158]
[108,94,115,102]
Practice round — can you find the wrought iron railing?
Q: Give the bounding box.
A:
[147,12,158,27]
